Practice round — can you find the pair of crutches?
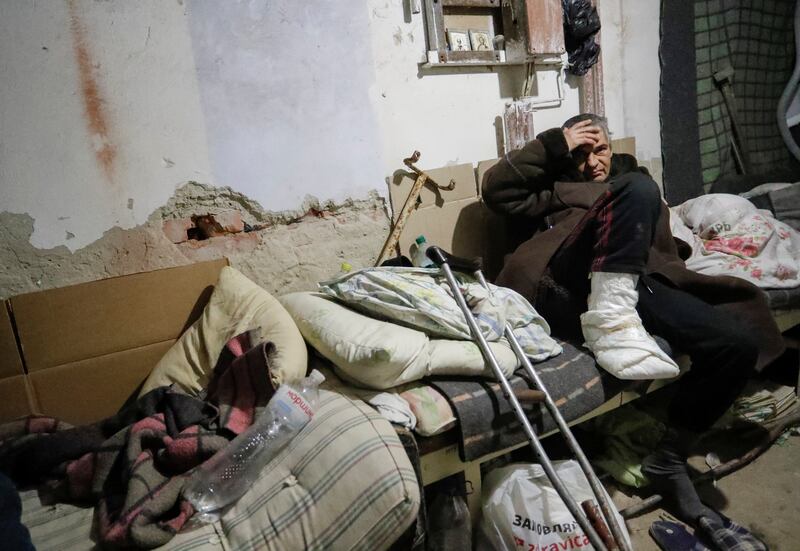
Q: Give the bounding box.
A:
[425,246,630,551]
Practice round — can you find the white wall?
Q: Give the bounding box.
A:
[368,0,580,168]
[598,0,662,164]
[1,0,639,252]
[0,0,212,251]
[186,1,385,211]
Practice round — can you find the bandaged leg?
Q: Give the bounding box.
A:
[580,272,679,379]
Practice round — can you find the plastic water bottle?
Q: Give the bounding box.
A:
[183,370,325,520]
[412,235,435,268]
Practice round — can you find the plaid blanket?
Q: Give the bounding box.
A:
[427,339,660,461]
[694,0,799,187]
[0,334,276,549]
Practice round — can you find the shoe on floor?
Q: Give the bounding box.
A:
[696,514,769,551]
[649,520,711,551]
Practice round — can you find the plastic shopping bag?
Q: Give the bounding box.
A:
[479,460,630,551]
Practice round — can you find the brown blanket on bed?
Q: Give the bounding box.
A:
[0,334,276,549]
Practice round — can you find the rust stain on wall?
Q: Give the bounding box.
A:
[67,0,117,182]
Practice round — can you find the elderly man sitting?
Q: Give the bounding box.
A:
[482,113,782,550]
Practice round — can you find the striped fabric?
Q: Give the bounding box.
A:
[220,390,419,551]
[19,390,419,551]
[20,490,228,551]
[764,287,800,310]
[429,340,644,461]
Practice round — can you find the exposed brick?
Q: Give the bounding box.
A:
[215,211,244,233]
[177,232,260,262]
[162,218,194,244]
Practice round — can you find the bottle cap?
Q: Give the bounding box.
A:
[308,370,326,384]
[415,235,426,245]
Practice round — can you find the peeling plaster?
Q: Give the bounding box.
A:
[0,183,390,300]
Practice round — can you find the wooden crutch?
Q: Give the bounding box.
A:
[375,151,454,266]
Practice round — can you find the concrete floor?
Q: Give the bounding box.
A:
[467,378,799,550]
[614,433,800,550]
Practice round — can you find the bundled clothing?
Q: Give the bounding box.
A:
[482,128,784,433]
[0,335,276,549]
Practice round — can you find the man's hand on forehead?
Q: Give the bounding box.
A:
[563,119,603,152]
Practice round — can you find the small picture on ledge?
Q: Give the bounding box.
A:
[469,29,493,51]
[447,29,471,51]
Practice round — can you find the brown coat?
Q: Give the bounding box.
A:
[482,128,784,370]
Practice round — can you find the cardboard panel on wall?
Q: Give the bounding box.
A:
[0,375,34,422]
[398,198,491,264]
[0,304,24,378]
[389,163,478,212]
[476,159,501,197]
[10,258,227,372]
[28,340,175,425]
[611,137,636,156]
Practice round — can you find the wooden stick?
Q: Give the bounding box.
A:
[375,151,454,266]
[375,171,429,266]
[621,410,800,519]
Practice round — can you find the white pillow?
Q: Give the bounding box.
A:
[280,292,518,390]
[140,267,307,395]
[428,338,517,378]
[675,193,757,238]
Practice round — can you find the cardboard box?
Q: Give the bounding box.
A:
[0,258,228,423]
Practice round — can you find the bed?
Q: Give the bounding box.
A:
[0,261,420,550]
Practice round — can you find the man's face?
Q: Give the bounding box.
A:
[574,130,612,181]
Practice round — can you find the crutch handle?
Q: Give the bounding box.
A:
[513,389,547,403]
[426,246,483,273]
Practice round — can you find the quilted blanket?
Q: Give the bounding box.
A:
[0,335,275,549]
[670,194,800,289]
[320,267,562,361]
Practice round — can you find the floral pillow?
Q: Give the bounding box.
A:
[399,383,457,437]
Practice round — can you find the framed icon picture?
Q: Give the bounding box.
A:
[447,29,471,51]
[469,29,493,51]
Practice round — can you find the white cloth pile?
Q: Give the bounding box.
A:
[670,193,800,288]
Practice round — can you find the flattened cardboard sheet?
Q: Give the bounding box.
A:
[28,340,175,425]
[0,303,24,378]
[611,137,636,156]
[0,375,34,422]
[476,159,501,197]
[399,198,490,263]
[10,259,227,372]
[389,162,477,213]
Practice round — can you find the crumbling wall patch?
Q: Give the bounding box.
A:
[0,183,390,300]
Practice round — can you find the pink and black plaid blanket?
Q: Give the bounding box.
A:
[0,334,276,549]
